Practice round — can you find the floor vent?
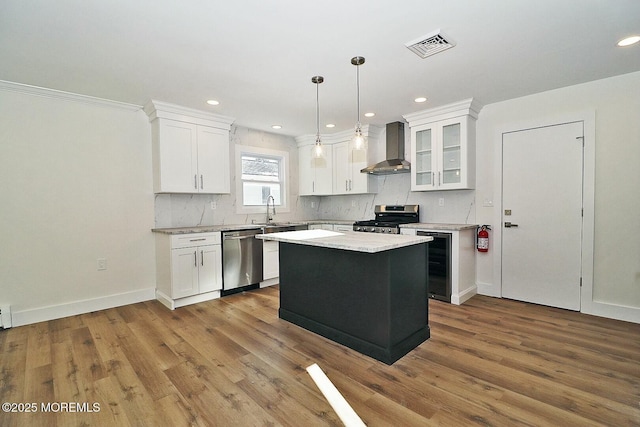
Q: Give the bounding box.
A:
[1,305,12,329]
[405,29,455,58]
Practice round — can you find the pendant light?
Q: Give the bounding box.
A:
[311,75,325,159]
[351,56,366,150]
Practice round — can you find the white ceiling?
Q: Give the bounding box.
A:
[1,0,639,137]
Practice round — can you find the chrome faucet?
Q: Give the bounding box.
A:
[265,195,276,224]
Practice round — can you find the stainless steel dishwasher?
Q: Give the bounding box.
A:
[221,228,263,295]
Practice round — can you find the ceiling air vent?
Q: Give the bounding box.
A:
[405,29,455,59]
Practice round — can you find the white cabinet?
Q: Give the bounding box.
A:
[145,100,234,194]
[309,223,354,232]
[155,232,223,309]
[309,224,334,230]
[404,99,481,192]
[298,144,333,195]
[262,240,279,280]
[296,125,380,196]
[332,139,377,195]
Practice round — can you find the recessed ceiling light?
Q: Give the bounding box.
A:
[364,112,375,117]
[271,125,282,129]
[206,99,220,106]
[414,97,427,103]
[325,124,335,128]
[617,35,640,47]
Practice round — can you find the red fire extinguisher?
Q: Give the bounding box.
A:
[477,225,490,252]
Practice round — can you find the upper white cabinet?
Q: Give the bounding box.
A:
[404,99,481,192]
[296,125,380,196]
[332,139,374,194]
[298,143,333,196]
[145,100,235,194]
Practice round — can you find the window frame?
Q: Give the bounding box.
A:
[235,144,290,214]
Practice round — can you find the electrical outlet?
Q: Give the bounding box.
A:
[311,201,316,208]
[97,258,107,271]
[438,198,445,207]
[210,201,217,210]
[352,200,357,207]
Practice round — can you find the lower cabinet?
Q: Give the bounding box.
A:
[262,240,279,281]
[155,232,222,309]
[309,223,354,232]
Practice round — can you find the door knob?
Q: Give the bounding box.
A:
[504,222,519,228]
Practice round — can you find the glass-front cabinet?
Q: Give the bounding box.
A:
[405,99,480,192]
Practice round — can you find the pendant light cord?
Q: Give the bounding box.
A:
[316,80,320,137]
[356,63,360,127]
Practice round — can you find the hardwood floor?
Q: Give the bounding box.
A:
[1,286,639,426]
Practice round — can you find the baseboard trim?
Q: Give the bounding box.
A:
[11,288,156,327]
[452,285,477,305]
[476,281,500,298]
[155,289,221,310]
[583,299,640,324]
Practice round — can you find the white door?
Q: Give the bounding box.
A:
[502,122,583,310]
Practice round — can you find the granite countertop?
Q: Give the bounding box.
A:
[152,220,356,234]
[306,219,356,225]
[256,229,433,253]
[152,220,476,235]
[152,224,264,234]
[401,223,478,231]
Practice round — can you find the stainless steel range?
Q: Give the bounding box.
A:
[353,204,419,234]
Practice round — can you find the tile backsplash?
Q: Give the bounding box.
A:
[155,173,475,228]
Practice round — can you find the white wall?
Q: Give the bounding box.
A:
[0,84,156,326]
[475,71,640,323]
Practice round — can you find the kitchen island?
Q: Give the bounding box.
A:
[257,229,433,364]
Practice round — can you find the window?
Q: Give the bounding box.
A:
[235,145,289,213]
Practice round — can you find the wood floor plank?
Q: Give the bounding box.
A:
[2,288,639,426]
[234,353,343,426]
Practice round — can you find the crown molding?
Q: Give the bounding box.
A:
[143,99,235,129]
[403,98,483,125]
[0,80,142,111]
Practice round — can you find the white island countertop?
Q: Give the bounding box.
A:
[256,229,433,253]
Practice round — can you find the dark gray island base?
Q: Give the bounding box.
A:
[278,241,429,365]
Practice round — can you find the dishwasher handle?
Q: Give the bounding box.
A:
[223,233,259,241]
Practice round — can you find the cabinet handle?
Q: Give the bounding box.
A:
[313,181,315,193]
[201,250,204,266]
[439,171,442,185]
[194,174,198,190]
[432,172,435,185]
[345,180,348,191]
[349,179,352,191]
[189,238,206,242]
[200,174,204,189]
[194,251,197,267]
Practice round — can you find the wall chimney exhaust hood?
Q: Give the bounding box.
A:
[361,122,410,175]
